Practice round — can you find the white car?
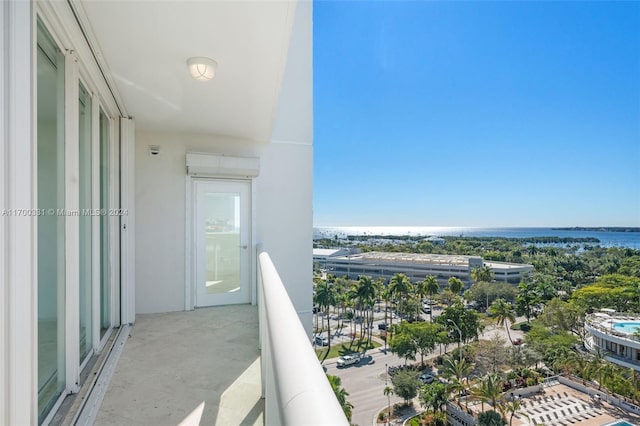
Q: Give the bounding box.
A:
[337,354,361,368]
[314,335,329,346]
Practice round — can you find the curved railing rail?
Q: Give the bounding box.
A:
[585,313,640,343]
[258,251,349,426]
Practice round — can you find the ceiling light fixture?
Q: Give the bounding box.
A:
[187,57,218,82]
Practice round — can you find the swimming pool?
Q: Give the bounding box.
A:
[601,421,634,426]
[612,322,640,334]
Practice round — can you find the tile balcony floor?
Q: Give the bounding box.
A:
[95,305,263,426]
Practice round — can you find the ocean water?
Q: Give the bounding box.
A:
[313,226,640,249]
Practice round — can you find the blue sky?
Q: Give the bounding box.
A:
[313,1,640,227]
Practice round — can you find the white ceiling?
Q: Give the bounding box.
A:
[80,0,295,143]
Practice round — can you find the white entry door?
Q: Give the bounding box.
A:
[194,180,251,307]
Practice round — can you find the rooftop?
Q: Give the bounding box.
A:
[466,380,639,426]
[348,252,479,267]
[483,261,534,270]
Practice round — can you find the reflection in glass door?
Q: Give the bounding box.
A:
[195,180,250,307]
[78,83,92,363]
[99,109,111,337]
[37,18,66,423]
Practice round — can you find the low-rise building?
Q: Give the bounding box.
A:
[317,250,533,286]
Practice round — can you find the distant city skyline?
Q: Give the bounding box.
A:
[313,1,640,227]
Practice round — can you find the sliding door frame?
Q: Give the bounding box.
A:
[35,2,126,424]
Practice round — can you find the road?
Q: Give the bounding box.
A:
[324,345,406,426]
[318,309,526,426]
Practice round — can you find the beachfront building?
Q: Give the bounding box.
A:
[1,2,348,425]
[585,311,640,372]
[319,250,533,285]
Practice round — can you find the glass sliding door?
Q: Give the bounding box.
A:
[36,18,66,424]
[33,9,123,423]
[99,109,111,337]
[78,83,92,363]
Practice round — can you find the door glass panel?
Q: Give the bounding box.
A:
[195,181,250,307]
[79,83,92,362]
[37,18,66,424]
[99,110,110,337]
[205,193,241,294]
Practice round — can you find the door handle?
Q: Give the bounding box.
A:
[239,245,248,249]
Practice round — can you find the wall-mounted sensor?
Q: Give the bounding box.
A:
[149,145,160,156]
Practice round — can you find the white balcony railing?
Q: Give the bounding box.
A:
[258,251,349,426]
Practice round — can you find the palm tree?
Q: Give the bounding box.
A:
[489,298,516,345]
[594,361,617,395]
[504,399,527,426]
[448,277,464,295]
[423,275,439,323]
[315,280,336,356]
[472,374,504,415]
[327,374,353,422]
[384,386,394,421]
[442,355,472,408]
[356,275,376,345]
[414,278,428,319]
[389,273,412,324]
[471,266,494,284]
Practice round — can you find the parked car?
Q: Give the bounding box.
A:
[419,373,434,384]
[378,322,388,330]
[314,335,328,346]
[337,353,361,368]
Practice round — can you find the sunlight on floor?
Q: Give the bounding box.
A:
[177,402,205,426]
[215,357,263,426]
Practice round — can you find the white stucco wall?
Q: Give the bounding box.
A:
[134,133,312,322]
[134,1,313,331]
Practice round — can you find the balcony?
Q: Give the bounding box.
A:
[85,252,347,425]
[94,305,263,425]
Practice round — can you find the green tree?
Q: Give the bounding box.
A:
[423,275,440,323]
[437,300,483,344]
[391,369,420,404]
[504,399,526,426]
[419,382,448,414]
[389,273,412,330]
[327,374,353,421]
[415,277,429,319]
[619,256,640,277]
[315,280,336,356]
[410,322,440,366]
[441,355,472,405]
[472,374,504,414]
[448,277,464,295]
[356,275,377,344]
[535,280,557,301]
[538,298,584,336]
[465,281,517,309]
[524,323,579,366]
[389,323,418,364]
[515,281,539,323]
[471,266,494,284]
[489,298,516,344]
[477,410,507,426]
[384,386,394,420]
[572,274,640,313]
